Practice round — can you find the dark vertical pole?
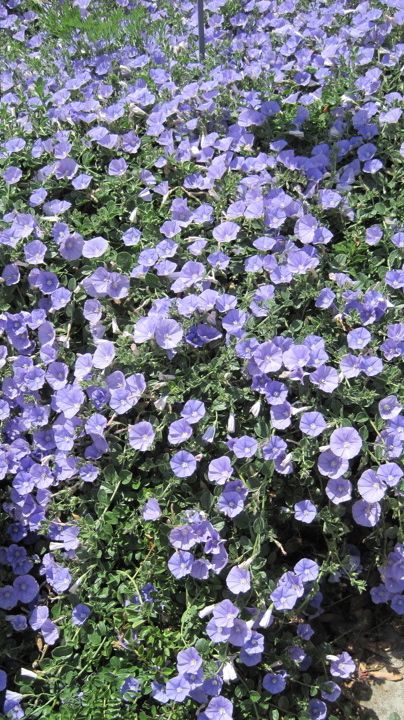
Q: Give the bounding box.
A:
[197,0,205,62]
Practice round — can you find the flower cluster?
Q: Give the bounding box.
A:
[0,0,402,717]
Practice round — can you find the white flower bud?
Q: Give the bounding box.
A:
[227,412,235,433]
[259,607,273,628]
[198,604,215,619]
[222,662,237,682]
[250,399,261,417]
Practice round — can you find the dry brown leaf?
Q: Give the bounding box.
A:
[368,670,403,682]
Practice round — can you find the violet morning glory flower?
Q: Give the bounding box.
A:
[299,411,327,437]
[82,236,109,258]
[93,340,115,369]
[329,426,362,459]
[377,463,402,487]
[294,558,320,582]
[205,696,233,720]
[0,586,17,610]
[213,221,240,243]
[6,615,27,632]
[142,498,161,521]
[378,395,402,420]
[263,672,286,694]
[176,647,202,674]
[232,435,257,459]
[217,491,245,518]
[208,456,233,485]
[326,478,352,504]
[226,566,251,594]
[181,399,206,424]
[168,419,193,445]
[317,450,349,479]
[347,327,372,349]
[128,422,155,452]
[308,698,328,720]
[165,674,191,701]
[352,500,381,527]
[53,383,85,418]
[3,166,22,184]
[108,158,127,176]
[72,603,91,626]
[72,173,92,190]
[168,550,194,579]
[170,451,197,478]
[155,318,183,349]
[13,574,39,603]
[315,288,335,309]
[357,470,386,502]
[365,225,383,246]
[0,670,6,691]
[329,651,355,679]
[120,677,140,695]
[294,500,317,523]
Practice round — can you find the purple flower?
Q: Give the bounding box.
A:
[165,674,191,701]
[72,173,92,190]
[170,451,197,478]
[310,365,339,393]
[358,469,386,502]
[83,236,109,258]
[128,422,155,452]
[181,400,206,425]
[93,340,115,369]
[6,615,27,632]
[329,651,355,679]
[0,585,17,610]
[391,595,404,615]
[226,566,251,594]
[213,221,240,243]
[318,450,349,479]
[13,574,39,603]
[352,500,381,527]
[72,604,91,626]
[217,491,245,518]
[0,669,6,691]
[321,681,341,702]
[232,435,257,459]
[294,558,319,582]
[3,166,22,184]
[365,225,383,246]
[168,551,194,579]
[176,646,202,674]
[29,606,49,630]
[329,426,362,459]
[263,672,287,694]
[53,383,85,418]
[377,463,402,487]
[205,696,233,720]
[308,699,328,720]
[142,498,161,521]
[168,419,193,445]
[347,327,371,349]
[108,158,127,176]
[299,411,326,437]
[155,319,183,349]
[315,288,335,309]
[120,677,140,695]
[378,395,402,420]
[208,456,233,485]
[294,500,317,523]
[326,478,352,504]
[297,623,314,640]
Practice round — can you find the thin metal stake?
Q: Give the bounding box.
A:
[197,0,205,61]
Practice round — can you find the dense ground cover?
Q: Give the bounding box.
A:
[0,0,403,718]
